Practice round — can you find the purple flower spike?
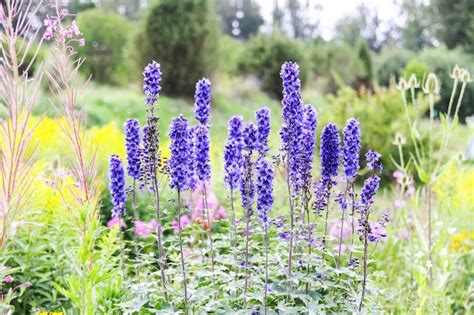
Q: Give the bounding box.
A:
[124,119,141,180]
[256,157,274,227]
[143,61,162,105]
[320,123,341,183]
[194,78,211,125]
[243,123,258,152]
[194,124,211,183]
[109,155,126,217]
[256,107,271,156]
[228,116,244,140]
[343,118,361,180]
[169,115,192,190]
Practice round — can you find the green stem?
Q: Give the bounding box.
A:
[177,189,189,314]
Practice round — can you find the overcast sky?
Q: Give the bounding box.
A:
[258,0,404,40]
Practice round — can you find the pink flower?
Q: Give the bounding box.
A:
[135,219,158,237]
[405,186,415,197]
[107,216,125,229]
[398,229,410,240]
[4,275,13,283]
[329,219,352,239]
[212,206,228,220]
[172,215,190,233]
[334,243,347,253]
[394,199,406,208]
[183,248,193,257]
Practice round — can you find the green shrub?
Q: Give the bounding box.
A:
[76,9,131,85]
[375,46,414,86]
[402,59,429,82]
[355,39,373,90]
[239,33,309,98]
[140,0,219,97]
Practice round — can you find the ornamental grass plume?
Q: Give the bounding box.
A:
[256,157,274,315]
[168,115,191,314]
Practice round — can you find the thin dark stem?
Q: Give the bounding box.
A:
[264,224,269,315]
[177,189,189,315]
[322,182,332,260]
[337,181,350,269]
[285,168,295,300]
[153,175,168,301]
[304,190,311,294]
[131,179,140,276]
[348,183,356,263]
[230,187,237,247]
[203,186,215,273]
[359,226,369,312]
[244,209,251,305]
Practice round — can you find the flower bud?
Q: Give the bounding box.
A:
[423,73,439,95]
[461,69,471,83]
[396,78,408,91]
[450,65,461,80]
[392,132,407,146]
[407,74,419,89]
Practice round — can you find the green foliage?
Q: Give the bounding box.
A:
[355,39,373,89]
[76,9,132,85]
[402,59,428,82]
[375,45,414,86]
[324,86,426,177]
[239,33,309,98]
[140,0,219,97]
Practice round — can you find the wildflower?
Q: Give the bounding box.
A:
[392,132,406,146]
[461,69,472,83]
[107,216,126,229]
[3,275,14,283]
[407,74,419,89]
[109,155,126,217]
[135,219,158,237]
[143,61,162,105]
[423,73,440,95]
[194,125,211,183]
[366,150,382,173]
[240,154,255,213]
[194,78,211,125]
[320,123,341,183]
[256,158,274,227]
[124,119,141,180]
[329,219,352,239]
[396,78,408,91]
[256,107,271,155]
[313,179,329,214]
[348,258,360,268]
[188,126,198,190]
[343,118,361,180]
[172,215,191,233]
[450,65,462,80]
[169,115,192,190]
[140,122,159,190]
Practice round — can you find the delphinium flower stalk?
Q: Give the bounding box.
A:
[193,78,215,273]
[279,62,304,296]
[320,123,341,257]
[240,123,257,302]
[109,155,127,280]
[256,107,271,156]
[300,104,317,292]
[224,116,244,245]
[141,61,168,300]
[339,118,361,268]
[169,115,192,314]
[358,150,382,312]
[256,157,274,315]
[124,118,141,274]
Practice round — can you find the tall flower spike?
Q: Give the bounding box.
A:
[188,125,198,190]
[360,175,380,210]
[298,104,318,190]
[143,61,162,105]
[194,124,211,183]
[140,122,159,190]
[169,115,192,190]
[109,155,126,217]
[256,157,274,227]
[240,155,255,212]
[256,107,271,156]
[228,116,244,140]
[194,78,211,125]
[366,150,382,173]
[243,123,258,152]
[224,138,244,189]
[320,123,341,183]
[343,118,361,180]
[124,119,141,180]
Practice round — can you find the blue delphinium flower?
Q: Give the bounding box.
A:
[194,124,211,183]
[243,123,258,152]
[124,119,141,180]
[360,175,380,209]
[255,107,271,156]
[256,157,274,227]
[366,150,382,173]
[188,125,198,190]
[320,123,341,183]
[169,115,192,190]
[343,118,361,180]
[140,122,159,190]
[109,154,126,217]
[194,78,211,125]
[298,104,318,190]
[143,61,162,105]
[228,116,244,140]
[224,137,243,189]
